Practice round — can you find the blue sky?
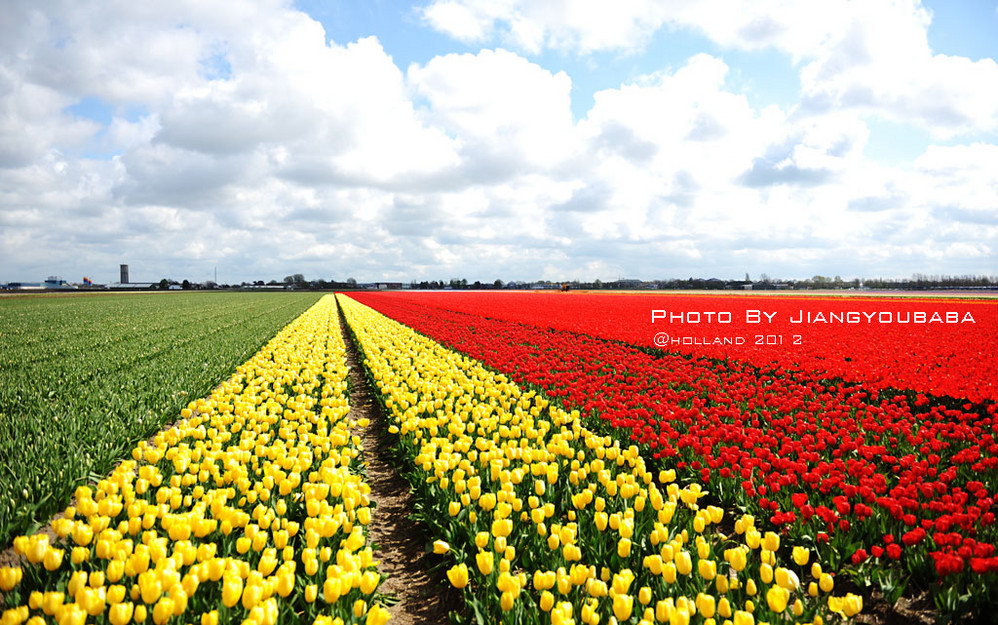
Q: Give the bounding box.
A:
[1,0,996,284]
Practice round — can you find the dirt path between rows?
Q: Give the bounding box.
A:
[338,308,460,625]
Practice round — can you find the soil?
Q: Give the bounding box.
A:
[339,313,462,625]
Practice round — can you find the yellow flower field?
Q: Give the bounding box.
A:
[1,296,389,625]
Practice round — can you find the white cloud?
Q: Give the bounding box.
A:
[420,0,502,44]
[408,48,579,179]
[794,5,998,137]
[420,0,998,137]
[420,0,671,54]
[0,68,99,167]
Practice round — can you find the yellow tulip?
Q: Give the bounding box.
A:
[0,567,22,592]
[475,532,490,549]
[152,597,174,625]
[500,590,516,611]
[477,552,495,576]
[718,597,732,618]
[793,546,810,566]
[638,586,652,605]
[819,573,834,593]
[767,586,789,613]
[108,602,134,625]
[675,551,692,576]
[696,593,716,618]
[775,567,799,591]
[612,593,634,621]
[656,599,674,622]
[221,574,242,608]
[447,563,469,589]
[107,585,127,605]
[760,563,773,584]
[644,554,663,575]
[138,571,162,605]
[360,571,380,595]
[323,577,343,603]
[540,590,555,612]
[354,599,368,618]
[617,537,631,558]
[693,515,706,533]
[663,562,677,584]
[762,531,780,552]
[733,610,754,625]
[698,558,716,580]
[366,605,391,625]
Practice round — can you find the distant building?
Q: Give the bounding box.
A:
[120,264,129,284]
[2,276,74,291]
[43,276,73,289]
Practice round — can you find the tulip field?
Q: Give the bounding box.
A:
[339,294,861,625]
[0,292,321,547]
[347,290,998,620]
[1,290,995,625]
[1,296,390,625]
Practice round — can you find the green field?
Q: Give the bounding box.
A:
[0,291,322,546]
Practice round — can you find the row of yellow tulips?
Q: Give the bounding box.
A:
[1,296,389,625]
[338,294,862,625]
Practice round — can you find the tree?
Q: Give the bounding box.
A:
[494,279,504,289]
[182,280,191,290]
[159,278,169,289]
[347,278,357,287]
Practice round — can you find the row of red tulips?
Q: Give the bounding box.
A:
[349,292,998,619]
[361,292,997,403]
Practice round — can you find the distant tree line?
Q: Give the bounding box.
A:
[133,273,997,292]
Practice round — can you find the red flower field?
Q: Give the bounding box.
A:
[353,291,997,402]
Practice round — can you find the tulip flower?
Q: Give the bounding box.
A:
[612,593,634,621]
[477,552,495,576]
[0,567,22,592]
[447,563,469,589]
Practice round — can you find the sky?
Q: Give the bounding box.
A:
[1,0,996,285]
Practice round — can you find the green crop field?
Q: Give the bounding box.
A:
[0,291,321,545]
